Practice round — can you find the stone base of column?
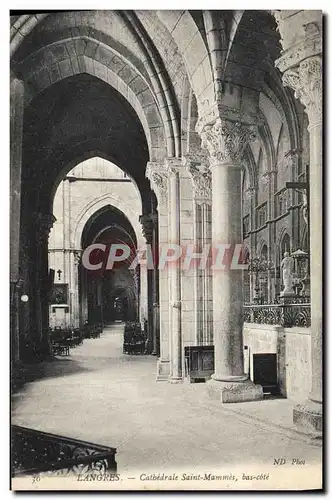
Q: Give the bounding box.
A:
[280,290,295,298]
[206,378,263,403]
[293,399,323,435]
[156,359,170,381]
[145,340,153,355]
[169,376,183,384]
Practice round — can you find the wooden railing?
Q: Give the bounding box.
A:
[11,425,117,477]
[243,300,310,328]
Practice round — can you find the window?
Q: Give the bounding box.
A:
[256,202,267,228]
[243,215,250,239]
[275,188,291,217]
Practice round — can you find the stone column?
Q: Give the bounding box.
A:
[10,75,24,365]
[200,118,263,402]
[139,213,154,354]
[139,260,147,324]
[36,213,56,359]
[186,159,213,346]
[146,161,170,380]
[150,213,160,355]
[261,170,277,303]
[276,45,322,431]
[80,265,89,326]
[68,250,81,328]
[167,159,182,382]
[244,186,256,303]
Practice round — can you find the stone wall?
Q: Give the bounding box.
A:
[243,323,312,402]
[49,157,146,327]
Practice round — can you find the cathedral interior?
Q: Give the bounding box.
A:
[10,10,323,482]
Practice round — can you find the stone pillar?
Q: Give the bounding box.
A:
[36,213,56,359]
[150,213,160,355]
[261,170,277,303]
[244,186,257,303]
[167,159,182,382]
[139,260,148,324]
[68,250,81,327]
[140,212,160,355]
[139,213,154,354]
[275,14,322,431]
[10,75,24,365]
[200,118,263,402]
[146,161,170,380]
[80,265,89,326]
[186,159,213,346]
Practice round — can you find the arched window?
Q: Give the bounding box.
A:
[281,233,291,257]
[242,247,250,304]
[259,244,269,304]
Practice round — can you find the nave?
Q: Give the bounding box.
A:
[12,324,322,477]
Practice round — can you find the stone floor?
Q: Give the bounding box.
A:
[12,324,322,489]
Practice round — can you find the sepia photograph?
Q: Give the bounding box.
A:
[9,7,323,491]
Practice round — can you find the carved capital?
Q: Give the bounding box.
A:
[187,163,211,202]
[139,214,154,244]
[36,213,56,243]
[196,103,260,136]
[282,56,322,129]
[200,118,257,167]
[150,213,158,225]
[165,158,182,177]
[183,143,209,168]
[73,250,82,266]
[274,16,322,73]
[146,161,168,207]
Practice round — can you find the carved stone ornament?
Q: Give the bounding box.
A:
[200,118,257,167]
[166,158,182,177]
[36,213,56,243]
[139,214,154,244]
[275,20,322,74]
[261,170,277,185]
[244,186,257,199]
[196,103,260,137]
[73,250,82,266]
[146,161,168,206]
[184,143,209,167]
[284,149,302,169]
[187,164,212,200]
[282,56,322,129]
